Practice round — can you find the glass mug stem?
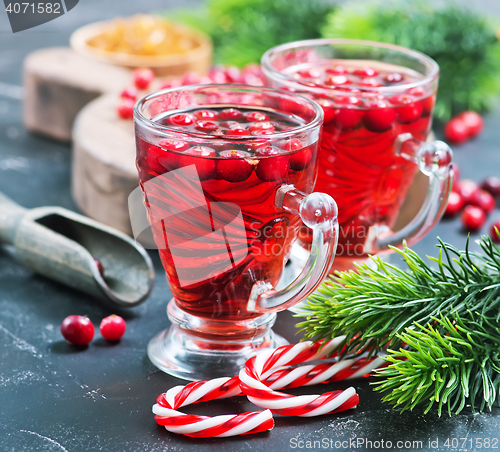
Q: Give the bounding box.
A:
[249,185,338,313]
[370,134,453,252]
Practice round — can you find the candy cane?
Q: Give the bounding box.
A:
[153,376,273,437]
[153,339,386,436]
[239,340,385,417]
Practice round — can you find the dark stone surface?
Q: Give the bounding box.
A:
[1,1,500,451]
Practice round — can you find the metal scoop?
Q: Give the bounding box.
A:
[0,192,155,307]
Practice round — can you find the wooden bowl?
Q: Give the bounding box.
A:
[70,18,212,77]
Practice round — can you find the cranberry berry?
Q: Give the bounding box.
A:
[194,110,218,120]
[179,146,216,181]
[469,189,496,214]
[167,113,194,127]
[457,111,484,138]
[456,179,480,205]
[444,117,468,144]
[120,86,138,101]
[100,315,126,342]
[461,205,486,232]
[217,150,253,183]
[363,101,396,133]
[117,99,135,120]
[245,111,270,122]
[481,176,500,198]
[219,108,243,121]
[61,315,95,346]
[490,221,500,242]
[444,191,464,217]
[255,146,290,182]
[389,95,423,124]
[353,67,378,78]
[195,120,219,133]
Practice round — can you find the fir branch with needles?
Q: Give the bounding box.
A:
[297,235,500,415]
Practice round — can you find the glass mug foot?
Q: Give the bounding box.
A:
[148,299,287,381]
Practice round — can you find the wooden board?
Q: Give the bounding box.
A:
[72,94,137,234]
[24,47,131,142]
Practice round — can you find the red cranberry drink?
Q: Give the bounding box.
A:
[134,85,339,380]
[262,40,453,271]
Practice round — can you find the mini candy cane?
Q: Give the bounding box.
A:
[153,376,273,437]
[239,340,385,417]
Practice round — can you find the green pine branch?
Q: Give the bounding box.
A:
[297,235,500,414]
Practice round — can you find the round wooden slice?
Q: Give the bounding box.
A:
[72,94,137,235]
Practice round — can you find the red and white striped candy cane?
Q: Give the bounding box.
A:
[239,340,385,417]
[153,376,273,437]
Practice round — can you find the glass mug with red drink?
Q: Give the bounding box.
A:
[262,39,453,271]
[134,85,339,380]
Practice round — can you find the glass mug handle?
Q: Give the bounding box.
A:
[248,185,339,313]
[370,133,453,252]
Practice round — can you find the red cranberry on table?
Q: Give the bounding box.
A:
[217,150,253,183]
[457,111,484,138]
[61,315,95,346]
[120,86,138,101]
[481,176,500,198]
[490,221,500,242]
[100,315,126,342]
[461,205,486,232]
[444,191,464,217]
[455,179,480,205]
[133,68,155,90]
[469,189,496,214]
[444,117,469,144]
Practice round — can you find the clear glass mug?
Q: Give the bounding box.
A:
[133,85,339,380]
[262,39,453,272]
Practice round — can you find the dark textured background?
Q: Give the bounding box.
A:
[1,1,500,451]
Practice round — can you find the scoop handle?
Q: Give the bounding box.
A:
[0,192,27,245]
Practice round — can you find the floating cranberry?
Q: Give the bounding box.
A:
[179,146,216,181]
[147,145,166,174]
[325,66,347,75]
[353,67,378,78]
[389,94,423,124]
[316,99,336,125]
[289,148,312,171]
[245,111,270,122]
[167,113,194,127]
[133,68,155,90]
[469,189,496,214]
[444,191,464,217]
[363,101,396,132]
[297,68,321,78]
[383,73,404,83]
[456,179,480,205]
[324,75,350,86]
[255,146,289,182]
[100,315,126,341]
[195,120,218,132]
[461,205,486,232]
[490,221,500,242]
[117,99,135,119]
[61,315,95,346]
[481,176,500,198]
[249,121,275,133]
[217,150,253,182]
[332,108,363,130]
[444,117,468,144]
[225,128,249,136]
[457,111,484,138]
[219,108,243,121]
[194,110,218,120]
[120,86,138,101]
[359,78,383,88]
